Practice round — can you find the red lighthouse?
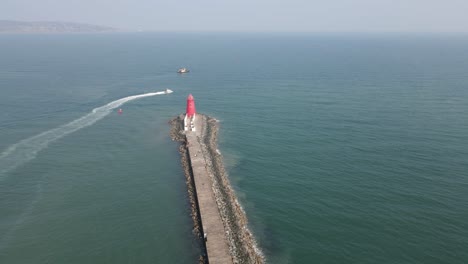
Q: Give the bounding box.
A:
[184,94,197,131]
[186,94,196,117]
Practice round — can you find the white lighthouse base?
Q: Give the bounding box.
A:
[184,114,196,132]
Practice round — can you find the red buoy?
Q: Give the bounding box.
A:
[118,108,123,114]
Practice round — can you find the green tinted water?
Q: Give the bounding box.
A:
[1,33,468,263]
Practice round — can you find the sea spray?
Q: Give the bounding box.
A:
[0,91,167,180]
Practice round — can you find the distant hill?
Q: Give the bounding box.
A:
[0,20,118,33]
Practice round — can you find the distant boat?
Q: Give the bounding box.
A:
[177,68,189,74]
[165,89,173,94]
[118,108,123,114]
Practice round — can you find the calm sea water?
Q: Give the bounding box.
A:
[1,33,467,263]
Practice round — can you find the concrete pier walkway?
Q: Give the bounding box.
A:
[185,116,233,264]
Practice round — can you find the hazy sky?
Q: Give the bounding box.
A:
[2,0,468,32]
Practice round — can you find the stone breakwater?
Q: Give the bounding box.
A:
[170,114,264,264]
[169,116,207,263]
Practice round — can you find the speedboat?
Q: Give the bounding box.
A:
[177,68,189,73]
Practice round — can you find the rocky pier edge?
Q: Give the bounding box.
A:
[170,114,264,264]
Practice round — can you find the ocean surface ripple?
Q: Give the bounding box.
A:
[0,91,166,180]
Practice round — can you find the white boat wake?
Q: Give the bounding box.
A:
[0,91,169,181]
[0,183,43,251]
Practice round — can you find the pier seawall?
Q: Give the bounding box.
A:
[170,114,264,264]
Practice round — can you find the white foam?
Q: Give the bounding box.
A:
[0,91,167,180]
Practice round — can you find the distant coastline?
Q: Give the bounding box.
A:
[0,20,117,33]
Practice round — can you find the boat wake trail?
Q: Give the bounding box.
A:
[0,183,43,252]
[0,91,167,181]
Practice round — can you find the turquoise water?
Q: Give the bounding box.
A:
[1,33,468,263]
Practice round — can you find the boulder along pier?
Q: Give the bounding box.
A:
[170,95,264,264]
